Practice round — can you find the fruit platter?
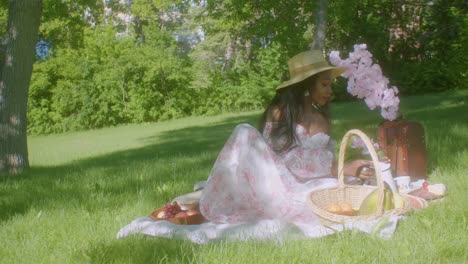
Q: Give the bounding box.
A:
[149,201,205,225]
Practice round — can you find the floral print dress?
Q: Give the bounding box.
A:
[199,122,338,225]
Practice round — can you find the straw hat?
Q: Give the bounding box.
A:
[276,49,347,90]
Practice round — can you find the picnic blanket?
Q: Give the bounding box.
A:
[116,214,402,244]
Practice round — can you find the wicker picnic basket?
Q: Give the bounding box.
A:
[306,129,412,226]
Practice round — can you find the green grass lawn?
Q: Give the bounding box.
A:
[1,90,467,263]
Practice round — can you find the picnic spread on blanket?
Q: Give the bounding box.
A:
[117,126,446,244]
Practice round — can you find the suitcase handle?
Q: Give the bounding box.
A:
[337,129,385,215]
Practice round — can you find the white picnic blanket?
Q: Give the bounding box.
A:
[116,215,402,244]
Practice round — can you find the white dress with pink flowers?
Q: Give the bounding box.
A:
[199,123,337,225]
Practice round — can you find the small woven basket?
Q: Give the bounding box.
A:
[306,129,412,226]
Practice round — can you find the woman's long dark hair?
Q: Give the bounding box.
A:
[259,75,330,152]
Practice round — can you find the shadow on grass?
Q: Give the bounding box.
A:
[81,236,201,263]
[0,113,261,262]
[1,92,466,221]
[0,113,261,222]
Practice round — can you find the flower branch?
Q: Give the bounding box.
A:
[329,44,400,121]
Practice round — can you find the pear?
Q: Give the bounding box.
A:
[359,184,394,215]
[393,193,405,209]
[384,186,394,210]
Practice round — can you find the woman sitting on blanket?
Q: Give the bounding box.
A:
[199,50,377,225]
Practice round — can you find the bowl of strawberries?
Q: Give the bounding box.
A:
[149,201,205,225]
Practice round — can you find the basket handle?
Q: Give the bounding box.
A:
[337,129,385,215]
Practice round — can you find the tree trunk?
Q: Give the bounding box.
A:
[311,0,328,50]
[0,0,42,175]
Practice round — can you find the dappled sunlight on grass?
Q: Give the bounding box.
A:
[0,92,467,262]
[0,111,266,263]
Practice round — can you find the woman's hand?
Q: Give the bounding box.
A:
[332,157,391,181]
[343,159,374,180]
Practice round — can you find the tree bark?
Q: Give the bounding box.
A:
[0,0,42,175]
[311,0,328,50]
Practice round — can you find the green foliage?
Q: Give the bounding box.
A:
[235,43,287,109]
[395,58,463,95]
[0,2,7,37]
[28,25,193,133]
[22,0,468,134]
[204,0,313,54]
[327,0,467,95]
[40,0,105,49]
[191,42,286,116]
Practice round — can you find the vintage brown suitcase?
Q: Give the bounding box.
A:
[377,120,427,180]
